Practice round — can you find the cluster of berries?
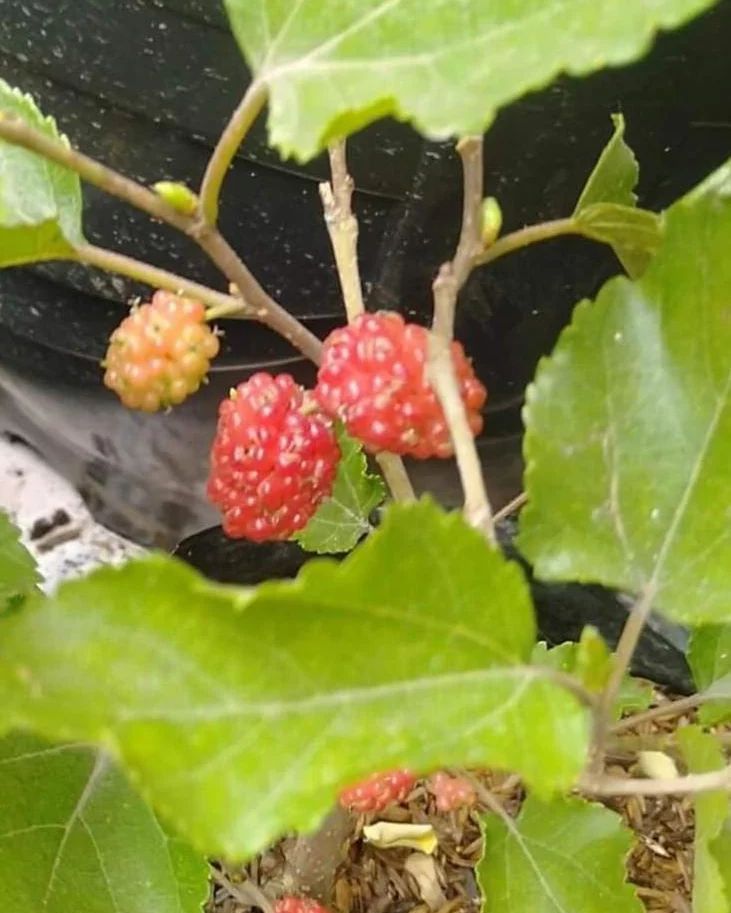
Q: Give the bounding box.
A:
[105,300,486,540]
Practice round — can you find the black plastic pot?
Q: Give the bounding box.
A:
[1,1,729,544]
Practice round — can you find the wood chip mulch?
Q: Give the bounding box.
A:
[209,692,729,913]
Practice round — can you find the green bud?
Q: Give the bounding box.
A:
[480,196,503,247]
[152,181,199,216]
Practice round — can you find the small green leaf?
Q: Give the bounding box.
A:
[0,81,84,266]
[478,795,643,913]
[575,115,639,213]
[0,731,208,913]
[0,500,589,859]
[679,726,730,913]
[574,625,612,691]
[531,633,652,717]
[689,626,731,725]
[519,164,731,625]
[223,0,718,162]
[574,203,662,278]
[295,428,385,554]
[0,511,41,610]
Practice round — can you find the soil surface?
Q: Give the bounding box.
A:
[209,692,728,913]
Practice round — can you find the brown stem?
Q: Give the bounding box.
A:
[280,805,352,903]
[611,693,704,735]
[199,82,268,224]
[319,142,365,321]
[493,491,528,523]
[194,228,323,365]
[429,295,495,543]
[77,243,248,316]
[473,218,581,267]
[320,139,415,502]
[431,136,484,340]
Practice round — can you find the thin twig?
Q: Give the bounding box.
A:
[611,693,703,735]
[194,229,324,364]
[320,139,415,502]
[590,584,657,772]
[493,491,528,523]
[199,81,268,224]
[210,867,274,913]
[431,136,484,340]
[473,218,581,267]
[579,765,731,797]
[0,110,323,363]
[77,243,248,317]
[428,333,495,542]
[426,137,494,538]
[319,142,365,321]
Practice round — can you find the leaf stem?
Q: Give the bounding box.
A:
[76,243,248,316]
[320,139,415,502]
[590,584,657,772]
[473,218,581,267]
[199,81,268,224]
[579,765,731,797]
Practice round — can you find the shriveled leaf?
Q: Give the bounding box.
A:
[223,0,718,161]
[575,114,639,213]
[0,81,84,265]
[295,428,385,554]
[0,500,589,859]
[689,626,731,725]
[519,165,731,625]
[679,726,730,913]
[574,203,662,278]
[0,511,41,609]
[0,731,208,913]
[478,795,642,913]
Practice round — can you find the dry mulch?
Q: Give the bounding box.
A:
[209,694,728,913]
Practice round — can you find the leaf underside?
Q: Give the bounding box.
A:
[223,0,719,161]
